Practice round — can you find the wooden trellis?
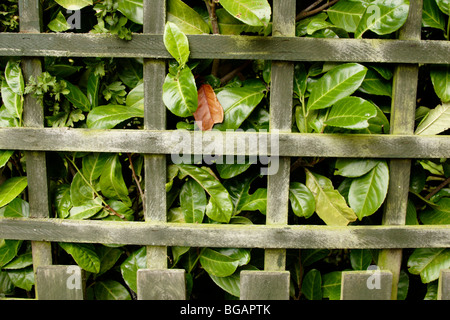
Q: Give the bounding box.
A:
[1,0,450,300]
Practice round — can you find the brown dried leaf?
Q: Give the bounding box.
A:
[194,84,224,131]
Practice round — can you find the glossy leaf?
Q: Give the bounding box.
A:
[175,164,233,223]
[423,0,446,30]
[54,0,92,10]
[216,8,265,35]
[164,21,190,67]
[58,242,101,273]
[209,265,258,298]
[0,240,21,268]
[5,60,24,95]
[355,0,410,38]
[307,63,367,110]
[0,177,28,208]
[199,248,240,277]
[327,0,366,33]
[350,249,373,270]
[163,67,198,117]
[415,103,450,135]
[349,160,389,219]
[87,105,143,129]
[305,169,357,226]
[408,248,450,283]
[322,271,342,300]
[70,172,95,206]
[289,182,315,218]
[68,198,103,220]
[167,0,210,34]
[126,82,143,109]
[194,84,224,131]
[420,198,450,224]
[48,11,71,32]
[435,0,450,15]
[1,79,23,121]
[358,69,392,97]
[100,154,131,207]
[180,178,206,223]
[302,269,322,300]
[4,198,29,218]
[63,81,91,112]
[82,153,109,184]
[215,84,265,130]
[325,97,377,129]
[117,0,143,24]
[219,0,271,27]
[54,184,72,218]
[94,280,131,300]
[3,253,33,270]
[120,246,146,292]
[87,72,100,109]
[335,158,380,178]
[239,188,267,215]
[0,150,13,168]
[216,162,253,179]
[6,267,34,291]
[430,65,450,103]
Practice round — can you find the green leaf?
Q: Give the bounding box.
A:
[167,0,210,34]
[54,184,72,219]
[87,105,143,129]
[327,0,366,33]
[415,103,450,135]
[5,60,24,95]
[54,0,93,10]
[68,198,103,220]
[216,8,265,35]
[307,63,367,111]
[87,72,100,109]
[322,271,342,300]
[6,267,34,291]
[219,0,271,27]
[430,65,450,103]
[420,198,450,224]
[435,0,450,15]
[1,79,23,121]
[350,249,373,270]
[0,177,28,208]
[163,67,198,117]
[94,280,131,300]
[214,84,266,130]
[294,63,308,99]
[325,97,377,129]
[301,249,331,267]
[94,246,123,277]
[99,154,131,206]
[175,164,234,223]
[209,265,258,298]
[120,246,146,292]
[63,81,91,112]
[216,162,253,179]
[82,153,109,184]
[48,11,71,32]
[70,172,95,206]
[407,248,450,283]
[224,175,263,215]
[239,188,267,215]
[3,253,33,270]
[117,0,143,24]
[358,69,392,97]
[126,82,144,109]
[58,242,101,273]
[335,158,380,178]
[302,269,322,300]
[289,182,315,218]
[4,198,29,218]
[305,169,357,226]
[180,178,206,223]
[423,0,446,30]
[355,0,410,38]
[199,248,240,277]
[164,21,190,67]
[0,150,14,169]
[348,160,389,219]
[0,240,21,268]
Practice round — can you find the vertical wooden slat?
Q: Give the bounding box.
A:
[36,266,85,300]
[264,0,296,273]
[340,271,393,300]
[240,271,290,300]
[143,0,168,270]
[19,0,53,292]
[137,269,186,300]
[378,0,423,300]
[438,269,450,300]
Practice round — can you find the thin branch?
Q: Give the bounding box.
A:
[220,60,252,85]
[128,153,145,205]
[296,0,340,21]
[425,176,450,200]
[205,0,221,77]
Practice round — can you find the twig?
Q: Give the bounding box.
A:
[425,176,450,200]
[128,153,145,204]
[220,60,251,85]
[205,0,221,77]
[296,0,340,21]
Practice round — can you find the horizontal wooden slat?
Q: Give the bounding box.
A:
[1,33,450,64]
[0,127,448,158]
[0,218,449,249]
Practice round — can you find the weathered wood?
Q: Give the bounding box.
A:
[240,271,290,300]
[438,269,450,300]
[1,33,450,64]
[265,0,296,272]
[1,218,449,249]
[0,128,448,159]
[137,269,186,300]
[143,0,168,271]
[35,265,85,300]
[378,0,423,300]
[341,270,393,300]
